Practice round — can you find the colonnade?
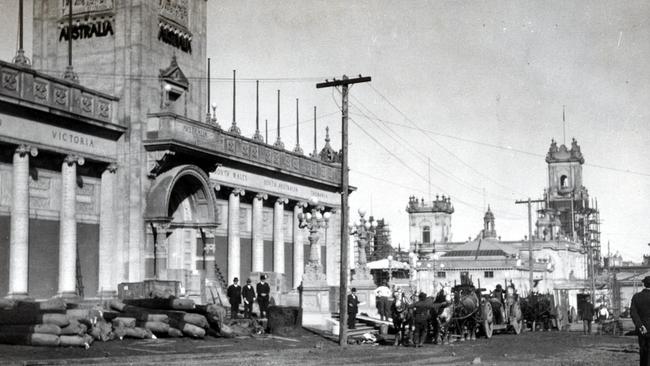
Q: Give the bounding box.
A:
[6,145,116,299]
[220,186,328,288]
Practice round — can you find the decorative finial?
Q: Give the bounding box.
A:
[312,106,318,159]
[13,0,30,67]
[253,80,263,142]
[293,98,303,154]
[274,90,284,149]
[229,70,240,135]
[210,103,221,130]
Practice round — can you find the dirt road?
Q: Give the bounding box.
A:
[0,330,639,365]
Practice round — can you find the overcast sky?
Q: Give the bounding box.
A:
[1,1,648,261]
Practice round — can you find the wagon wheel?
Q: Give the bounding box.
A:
[482,301,493,338]
[510,302,523,335]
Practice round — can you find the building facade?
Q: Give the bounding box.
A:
[1,0,344,302]
[407,139,593,310]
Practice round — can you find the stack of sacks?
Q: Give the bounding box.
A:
[107,298,212,339]
[0,298,93,348]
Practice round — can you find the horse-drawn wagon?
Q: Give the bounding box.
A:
[520,292,566,331]
[438,281,523,342]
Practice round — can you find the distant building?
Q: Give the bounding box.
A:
[407,138,597,311]
[406,194,454,256]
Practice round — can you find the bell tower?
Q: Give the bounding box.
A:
[545,138,590,241]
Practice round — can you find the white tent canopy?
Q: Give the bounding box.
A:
[366,258,410,270]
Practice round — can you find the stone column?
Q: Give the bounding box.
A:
[8,145,37,298]
[273,197,288,273]
[293,201,307,288]
[228,188,245,283]
[251,193,267,273]
[98,164,117,297]
[154,223,170,279]
[59,155,84,298]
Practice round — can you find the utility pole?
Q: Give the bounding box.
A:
[515,198,545,293]
[317,74,371,347]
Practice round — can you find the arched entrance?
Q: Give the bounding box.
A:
[144,165,219,298]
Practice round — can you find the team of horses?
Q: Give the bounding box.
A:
[390,284,484,346]
[390,283,527,346]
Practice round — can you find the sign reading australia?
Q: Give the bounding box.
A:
[59,20,114,42]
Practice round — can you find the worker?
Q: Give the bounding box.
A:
[631,276,650,366]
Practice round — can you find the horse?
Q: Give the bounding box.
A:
[391,290,414,346]
[439,284,480,343]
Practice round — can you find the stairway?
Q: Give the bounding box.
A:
[331,312,377,336]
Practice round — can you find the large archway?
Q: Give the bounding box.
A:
[144,165,219,297]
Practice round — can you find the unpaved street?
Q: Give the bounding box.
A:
[0,330,639,365]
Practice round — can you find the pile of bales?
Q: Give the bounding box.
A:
[0,295,274,348]
[0,298,96,348]
[106,298,226,339]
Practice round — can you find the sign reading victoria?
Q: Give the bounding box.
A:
[0,113,117,160]
[158,0,192,54]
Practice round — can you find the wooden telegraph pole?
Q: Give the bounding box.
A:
[316,75,371,346]
[515,198,545,293]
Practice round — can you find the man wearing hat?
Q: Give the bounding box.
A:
[226,277,242,319]
[631,275,650,365]
[242,278,256,318]
[347,288,361,329]
[581,297,595,335]
[256,274,271,318]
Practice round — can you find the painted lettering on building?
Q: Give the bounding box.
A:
[158,24,192,54]
[59,20,114,41]
[182,125,208,139]
[51,131,95,147]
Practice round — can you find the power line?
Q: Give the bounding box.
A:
[349,95,518,203]
[368,85,535,194]
[348,116,525,219]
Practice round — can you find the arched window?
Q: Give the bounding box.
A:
[422,226,431,243]
[560,175,568,188]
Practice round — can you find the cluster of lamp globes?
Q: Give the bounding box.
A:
[408,252,444,270]
[347,208,379,232]
[297,197,332,223]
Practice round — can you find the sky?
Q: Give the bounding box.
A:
[1,1,648,261]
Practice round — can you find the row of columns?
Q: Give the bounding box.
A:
[7,144,117,299]
[224,188,319,288]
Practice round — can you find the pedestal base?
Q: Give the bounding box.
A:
[5,292,30,300]
[350,280,378,317]
[301,279,330,329]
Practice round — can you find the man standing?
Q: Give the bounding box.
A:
[581,298,595,335]
[375,281,392,321]
[347,287,361,330]
[257,274,271,318]
[242,278,256,318]
[410,292,434,347]
[631,276,650,366]
[226,277,242,319]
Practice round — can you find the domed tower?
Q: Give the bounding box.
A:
[482,205,497,239]
[406,194,454,257]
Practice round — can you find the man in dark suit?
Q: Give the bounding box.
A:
[581,298,595,335]
[256,274,271,318]
[347,287,361,329]
[631,276,650,366]
[226,277,241,319]
[242,278,256,318]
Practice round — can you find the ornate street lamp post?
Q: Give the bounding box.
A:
[298,197,331,282]
[349,209,377,281]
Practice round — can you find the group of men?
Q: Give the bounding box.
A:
[226,275,271,319]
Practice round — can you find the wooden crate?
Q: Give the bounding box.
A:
[118,280,181,300]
